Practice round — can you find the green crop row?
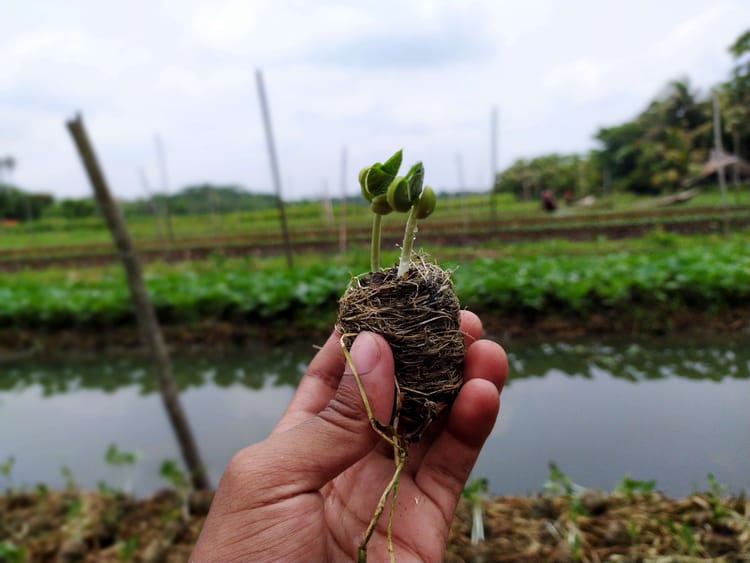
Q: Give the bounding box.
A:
[452,242,750,315]
[0,238,748,330]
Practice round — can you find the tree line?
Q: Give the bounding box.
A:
[0,184,280,222]
[3,29,748,221]
[495,29,750,200]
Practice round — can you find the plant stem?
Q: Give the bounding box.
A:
[371,214,382,272]
[397,206,418,276]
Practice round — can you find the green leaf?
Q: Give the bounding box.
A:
[405,161,424,202]
[414,186,436,219]
[358,166,372,200]
[381,149,403,176]
[365,164,395,199]
[370,194,393,215]
[105,443,141,466]
[386,176,412,212]
[614,474,656,495]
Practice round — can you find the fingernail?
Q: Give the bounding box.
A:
[346,332,380,376]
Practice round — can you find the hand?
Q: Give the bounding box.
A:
[190,311,508,562]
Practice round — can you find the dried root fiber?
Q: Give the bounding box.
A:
[337,257,465,442]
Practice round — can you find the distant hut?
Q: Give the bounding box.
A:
[685,151,750,187]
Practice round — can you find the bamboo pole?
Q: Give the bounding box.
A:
[712,93,729,232]
[489,106,499,223]
[138,167,165,241]
[339,146,348,254]
[255,69,294,268]
[66,114,210,491]
[456,152,469,231]
[154,134,176,244]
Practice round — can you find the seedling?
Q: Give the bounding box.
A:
[104,443,142,493]
[339,150,462,562]
[667,520,699,556]
[60,465,77,491]
[706,472,730,522]
[614,474,656,497]
[0,456,15,493]
[462,477,489,545]
[159,459,191,521]
[116,535,139,562]
[0,541,26,563]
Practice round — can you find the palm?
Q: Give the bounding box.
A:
[320,447,449,562]
[191,312,506,562]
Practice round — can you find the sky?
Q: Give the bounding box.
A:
[1,0,748,200]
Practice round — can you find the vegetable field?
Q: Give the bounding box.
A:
[1,233,747,335]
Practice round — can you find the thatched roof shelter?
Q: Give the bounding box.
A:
[685,152,750,186]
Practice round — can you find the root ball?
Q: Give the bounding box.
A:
[337,258,464,442]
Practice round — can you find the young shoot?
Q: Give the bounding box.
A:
[462,477,489,545]
[359,150,402,272]
[358,150,436,274]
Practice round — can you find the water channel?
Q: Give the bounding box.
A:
[1,335,748,497]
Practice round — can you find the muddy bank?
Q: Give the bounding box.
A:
[1,488,747,562]
[1,307,749,361]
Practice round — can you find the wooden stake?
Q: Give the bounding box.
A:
[339,146,348,254]
[66,114,210,491]
[255,69,294,268]
[154,134,176,244]
[712,93,729,232]
[138,167,165,241]
[489,106,499,223]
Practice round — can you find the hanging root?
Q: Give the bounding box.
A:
[356,444,407,563]
[341,334,408,563]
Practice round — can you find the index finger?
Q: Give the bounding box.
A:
[460,310,483,348]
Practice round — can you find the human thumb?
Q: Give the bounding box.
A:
[338,331,396,426]
[262,331,395,491]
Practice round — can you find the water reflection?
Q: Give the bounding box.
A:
[0,337,748,496]
[2,338,747,397]
[508,339,749,384]
[0,343,308,397]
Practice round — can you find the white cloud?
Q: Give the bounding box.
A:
[1,0,748,198]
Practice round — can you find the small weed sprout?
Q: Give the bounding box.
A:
[104,443,142,493]
[159,459,191,521]
[461,477,489,545]
[543,461,576,496]
[625,518,641,544]
[0,456,15,494]
[706,472,731,522]
[35,482,49,499]
[60,465,77,491]
[614,474,657,497]
[116,535,139,562]
[543,462,589,560]
[667,519,699,556]
[0,541,27,563]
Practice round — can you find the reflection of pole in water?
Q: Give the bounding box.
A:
[256,68,294,268]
